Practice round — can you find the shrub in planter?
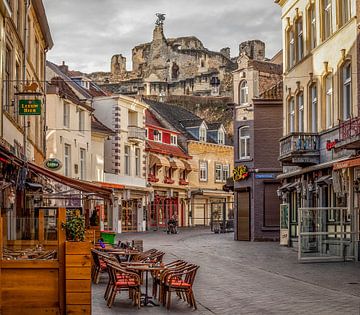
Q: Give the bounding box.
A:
[61,210,85,242]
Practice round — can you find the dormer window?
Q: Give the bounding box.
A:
[154,130,162,142]
[170,134,177,145]
[199,125,207,142]
[218,129,225,144]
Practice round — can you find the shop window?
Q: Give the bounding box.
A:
[341,61,351,120]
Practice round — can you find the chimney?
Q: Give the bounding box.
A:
[58,61,69,75]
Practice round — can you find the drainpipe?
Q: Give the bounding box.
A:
[22,0,30,160]
[43,48,48,156]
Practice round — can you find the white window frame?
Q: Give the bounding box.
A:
[297,92,304,132]
[215,163,222,182]
[80,148,86,180]
[218,129,225,145]
[199,125,207,142]
[239,80,248,105]
[199,161,208,182]
[154,130,162,142]
[63,102,70,128]
[135,147,141,177]
[222,164,230,182]
[310,84,318,132]
[64,144,71,177]
[124,145,131,176]
[239,126,250,160]
[342,62,352,120]
[289,98,295,133]
[170,134,177,146]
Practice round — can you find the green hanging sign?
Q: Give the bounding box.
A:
[19,99,41,115]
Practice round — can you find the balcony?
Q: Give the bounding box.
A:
[279,133,320,166]
[128,126,146,142]
[337,117,360,150]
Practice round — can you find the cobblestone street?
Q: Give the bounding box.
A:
[92,228,360,315]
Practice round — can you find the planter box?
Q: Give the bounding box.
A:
[65,241,92,315]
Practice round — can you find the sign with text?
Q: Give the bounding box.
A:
[19,99,41,115]
[255,173,276,179]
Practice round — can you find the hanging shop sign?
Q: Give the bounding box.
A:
[19,99,41,115]
[44,158,62,171]
[326,139,338,151]
[233,165,249,181]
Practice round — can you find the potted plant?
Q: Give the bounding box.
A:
[62,210,92,314]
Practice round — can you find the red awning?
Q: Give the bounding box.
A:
[94,181,124,190]
[28,162,113,199]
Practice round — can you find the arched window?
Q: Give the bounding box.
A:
[239,126,250,160]
[239,80,248,105]
[341,61,352,120]
[199,125,207,142]
[309,83,318,132]
[325,74,333,128]
[297,92,304,132]
[308,3,317,50]
[288,97,295,133]
[218,129,225,144]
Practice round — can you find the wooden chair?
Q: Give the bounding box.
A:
[91,249,109,284]
[105,259,141,309]
[163,265,200,310]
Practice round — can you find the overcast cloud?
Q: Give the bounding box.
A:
[43,0,282,73]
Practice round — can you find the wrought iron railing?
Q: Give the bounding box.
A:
[128,126,146,141]
[280,133,319,158]
[339,117,360,142]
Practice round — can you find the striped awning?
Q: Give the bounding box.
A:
[169,157,185,169]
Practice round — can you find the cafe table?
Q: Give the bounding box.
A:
[126,263,166,306]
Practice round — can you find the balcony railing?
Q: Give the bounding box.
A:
[179,179,189,186]
[164,177,175,184]
[339,117,360,142]
[148,174,159,183]
[128,126,146,141]
[279,132,320,165]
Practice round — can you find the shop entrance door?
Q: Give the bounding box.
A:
[148,196,178,230]
[236,191,250,241]
[122,200,138,232]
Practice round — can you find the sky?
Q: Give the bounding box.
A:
[43,0,282,74]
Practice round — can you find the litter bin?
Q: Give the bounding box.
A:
[100,230,116,245]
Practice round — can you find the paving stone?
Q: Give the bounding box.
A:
[92,228,360,314]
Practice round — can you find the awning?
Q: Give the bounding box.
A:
[181,159,197,171]
[287,181,299,191]
[169,157,185,169]
[149,153,170,168]
[94,181,124,190]
[277,155,353,180]
[334,156,360,170]
[28,162,113,199]
[278,183,292,191]
[315,175,332,186]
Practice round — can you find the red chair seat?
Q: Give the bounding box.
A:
[170,280,191,287]
[116,280,137,287]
